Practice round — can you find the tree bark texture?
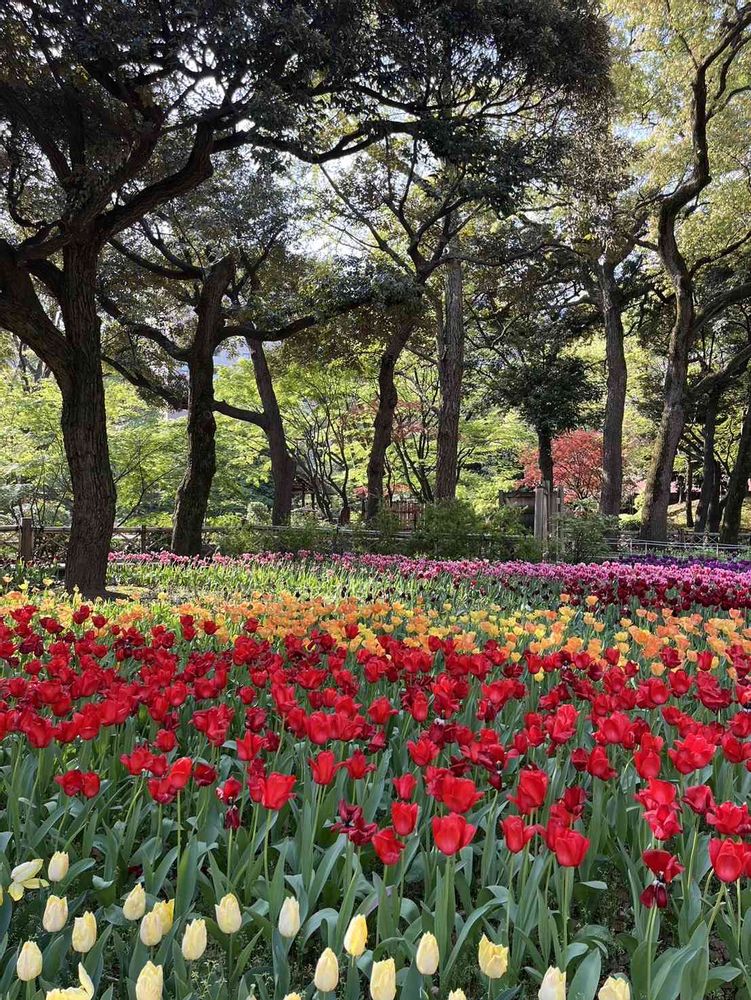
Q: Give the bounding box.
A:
[435,252,464,501]
[598,260,627,516]
[694,389,719,535]
[721,395,751,543]
[248,339,295,524]
[171,258,234,555]
[366,321,415,520]
[59,245,117,596]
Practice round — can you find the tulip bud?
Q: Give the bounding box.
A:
[43,894,68,932]
[152,899,174,935]
[598,977,630,1000]
[215,893,242,934]
[314,948,339,992]
[448,992,468,1000]
[282,995,302,1000]
[47,851,69,882]
[71,911,97,953]
[370,957,396,1000]
[181,918,207,961]
[278,896,301,939]
[343,913,368,957]
[123,883,147,920]
[416,931,440,975]
[139,910,164,947]
[478,934,508,979]
[539,967,567,1000]
[135,961,164,1000]
[16,941,43,981]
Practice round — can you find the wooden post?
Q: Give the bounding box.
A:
[140,525,147,554]
[534,486,548,546]
[20,516,33,562]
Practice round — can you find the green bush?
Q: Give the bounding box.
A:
[353,508,409,555]
[554,507,617,563]
[408,500,485,558]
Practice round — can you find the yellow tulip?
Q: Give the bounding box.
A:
[370,958,396,1000]
[45,963,95,1000]
[539,967,567,1000]
[215,893,242,933]
[343,914,368,957]
[598,977,630,1000]
[278,897,301,939]
[16,940,43,981]
[282,995,302,1000]
[135,961,163,1000]
[139,911,163,947]
[152,899,174,935]
[181,918,207,961]
[123,883,147,920]
[314,948,339,992]
[478,934,508,979]
[416,932,440,975]
[43,894,68,932]
[448,992,468,1000]
[71,911,97,953]
[48,852,70,882]
[9,859,48,901]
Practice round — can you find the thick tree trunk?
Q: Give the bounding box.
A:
[59,247,116,597]
[720,396,751,544]
[366,322,414,520]
[435,252,464,501]
[248,339,295,524]
[639,242,695,540]
[694,389,719,535]
[538,427,554,488]
[598,261,627,516]
[172,258,233,555]
[640,65,711,541]
[171,360,217,555]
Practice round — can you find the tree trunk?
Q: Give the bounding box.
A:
[59,246,116,597]
[366,322,415,520]
[639,237,695,540]
[640,63,711,541]
[707,457,723,534]
[435,251,464,501]
[685,458,694,528]
[538,427,554,488]
[171,359,217,555]
[598,261,627,516]
[171,258,234,555]
[720,395,751,543]
[694,390,720,534]
[248,339,295,524]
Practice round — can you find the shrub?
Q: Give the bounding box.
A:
[554,507,617,563]
[409,500,485,558]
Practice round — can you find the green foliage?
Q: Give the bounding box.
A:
[555,508,617,563]
[409,500,485,558]
[353,508,409,555]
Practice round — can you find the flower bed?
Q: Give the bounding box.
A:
[0,578,750,999]
[108,550,751,613]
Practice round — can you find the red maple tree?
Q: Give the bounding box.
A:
[521,430,603,501]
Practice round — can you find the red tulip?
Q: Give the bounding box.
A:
[509,767,548,815]
[432,813,476,856]
[391,801,418,836]
[373,827,405,865]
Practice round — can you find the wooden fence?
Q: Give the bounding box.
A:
[1,516,750,564]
